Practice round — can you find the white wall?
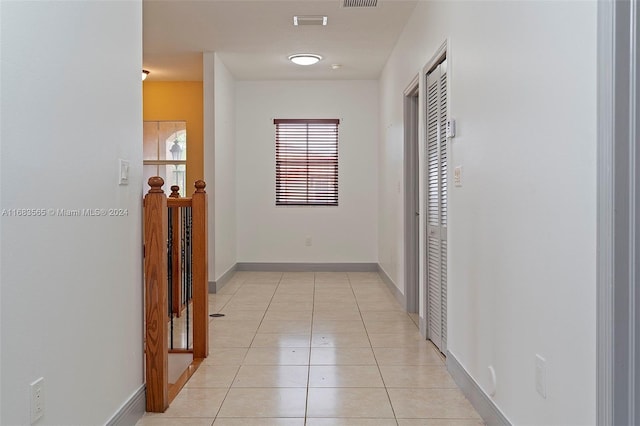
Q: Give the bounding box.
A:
[205,52,238,282]
[204,53,215,282]
[0,1,4,418]
[379,1,597,424]
[236,80,378,263]
[0,1,143,424]
[214,55,237,280]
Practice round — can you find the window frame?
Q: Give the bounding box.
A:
[143,120,188,196]
[274,118,340,206]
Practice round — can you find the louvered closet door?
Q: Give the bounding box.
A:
[426,59,448,354]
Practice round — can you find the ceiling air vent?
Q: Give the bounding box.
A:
[342,0,378,7]
[293,15,328,26]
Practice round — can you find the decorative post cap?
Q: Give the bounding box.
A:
[194,180,206,193]
[169,185,180,198]
[147,176,165,193]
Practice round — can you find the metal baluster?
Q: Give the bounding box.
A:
[167,207,174,350]
[187,206,193,349]
[183,206,189,349]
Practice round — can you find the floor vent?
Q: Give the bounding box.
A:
[342,0,378,7]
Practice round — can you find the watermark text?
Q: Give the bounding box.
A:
[1,208,129,217]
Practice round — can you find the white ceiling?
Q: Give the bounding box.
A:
[143,0,418,81]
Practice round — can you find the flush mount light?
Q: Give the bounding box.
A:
[142,70,150,81]
[288,54,322,66]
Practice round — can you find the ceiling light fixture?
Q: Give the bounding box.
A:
[331,64,342,70]
[142,70,150,81]
[288,54,322,66]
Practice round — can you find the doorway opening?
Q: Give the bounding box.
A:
[404,77,420,322]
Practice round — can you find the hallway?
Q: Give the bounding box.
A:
[137,271,483,425]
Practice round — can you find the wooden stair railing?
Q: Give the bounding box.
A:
[143,177,209,413]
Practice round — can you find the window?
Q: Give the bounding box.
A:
[275,118,339,206]
[143,121,187,196]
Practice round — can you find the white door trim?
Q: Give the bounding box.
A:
[404,75,420,314]
[597,0,639,423]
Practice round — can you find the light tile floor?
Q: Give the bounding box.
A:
[137,271,483,426]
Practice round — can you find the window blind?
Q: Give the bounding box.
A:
[274,118,339,206]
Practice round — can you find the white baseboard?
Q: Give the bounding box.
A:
[209,263,238,293]
[235,262,378,272]
[446,351,512,426]
[377,264,407,310]
[105,385,145,426]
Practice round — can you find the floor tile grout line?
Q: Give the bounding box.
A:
[348,273,400,426]
[208,289,234,318]
[209,364,242,422]
[242,272,283,350]
[209,273,283,422]
[303,272,316,426]
[209,276,269,422]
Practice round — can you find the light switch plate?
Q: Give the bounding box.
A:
[119,159,130,185]
[454,166,462,187]
[535,354,547,398]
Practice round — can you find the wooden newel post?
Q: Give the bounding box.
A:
[143,177,169,412]
[169,185,180,198]
[191,180,209,359]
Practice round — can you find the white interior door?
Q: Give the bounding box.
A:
[426,58,448,354]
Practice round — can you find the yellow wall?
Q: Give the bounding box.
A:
[143,81,203,192]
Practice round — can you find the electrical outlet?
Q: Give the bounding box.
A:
[535,354,546,398]
[30,377,44,424]
[305,236,312,247]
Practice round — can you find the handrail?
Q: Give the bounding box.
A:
[143,177,209,412]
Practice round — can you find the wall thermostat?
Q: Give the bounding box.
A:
[446,119,456,138]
